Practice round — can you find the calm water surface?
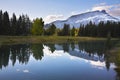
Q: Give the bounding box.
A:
[0,41,119,80]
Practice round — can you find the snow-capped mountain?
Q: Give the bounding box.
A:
[46,10,119,28]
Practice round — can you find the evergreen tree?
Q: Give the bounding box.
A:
[91,23,97,37]
[71,26,75,36]
[78,24,85,36]
[0,10,31,36]
[11,13,17,35]
[16,16,22,35]
[2,11,10,35]
[62,24,70,36]
[25,15,31,35]
[57,29,63,36]
[0,10,3,35]
[97,21,104,37]
[21,15,26,35]
[45,23,56,35]
[21,15,31,35]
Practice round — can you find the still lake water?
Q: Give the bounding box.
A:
[0,41,119,80]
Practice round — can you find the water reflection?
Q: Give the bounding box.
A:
[0,41,119,80]
[0,44,30,68]
[31,44,44,60]
[0,41,117,67]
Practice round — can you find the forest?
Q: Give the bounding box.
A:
[0,10,120,37]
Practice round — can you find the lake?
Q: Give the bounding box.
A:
[0,41,120,80]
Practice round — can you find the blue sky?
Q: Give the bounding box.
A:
[0,0,120,23]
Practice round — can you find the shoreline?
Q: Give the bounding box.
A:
[0,36,119,44]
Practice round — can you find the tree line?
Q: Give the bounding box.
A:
[0,10,120,37]
[0,10,56,36]
[0,10,31,36]
[57,21,120,38]
[78,21,120,37]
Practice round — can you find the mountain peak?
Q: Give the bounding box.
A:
[47,10,119,28]
[101,10,107,14]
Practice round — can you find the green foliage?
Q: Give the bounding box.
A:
[31,18,44,35]
[75,28,79,36]
[31,44,44,60]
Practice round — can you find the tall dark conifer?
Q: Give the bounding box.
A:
[71,26,75,36]
[62,24,70,36]
[3,11,10,35]
[16,16,22,35]
[0,10,3,35]
[11,13,17,35]
[45,23,56,35]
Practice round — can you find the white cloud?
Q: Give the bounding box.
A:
[16,69,30,73]
[16,69,20,72]
[23,69,29,73]
[71,3,120,17]
[71,3,120,18]
[92,3,120,17]
[43,3,120,24]
[108,4,120,16]
[90,61,105,67]
[43,14,64,24]
[43,45,62,57]
[92,5,112,11]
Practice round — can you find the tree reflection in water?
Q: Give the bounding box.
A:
[0,44,31,69]
[30,44,44,60]
[0,40,119,79]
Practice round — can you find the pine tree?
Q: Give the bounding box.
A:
[3,11,10,35]
[25,15,31,35]
[11,13,17,35]
[0,10,3,35]
[62,24,70,36]
[45,23,56,35]
[21,15,26,35]
[71,26,75,36]
[78,24,85,36]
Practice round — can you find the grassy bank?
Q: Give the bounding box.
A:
[0,36,118,44]
[0,36,119,44]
